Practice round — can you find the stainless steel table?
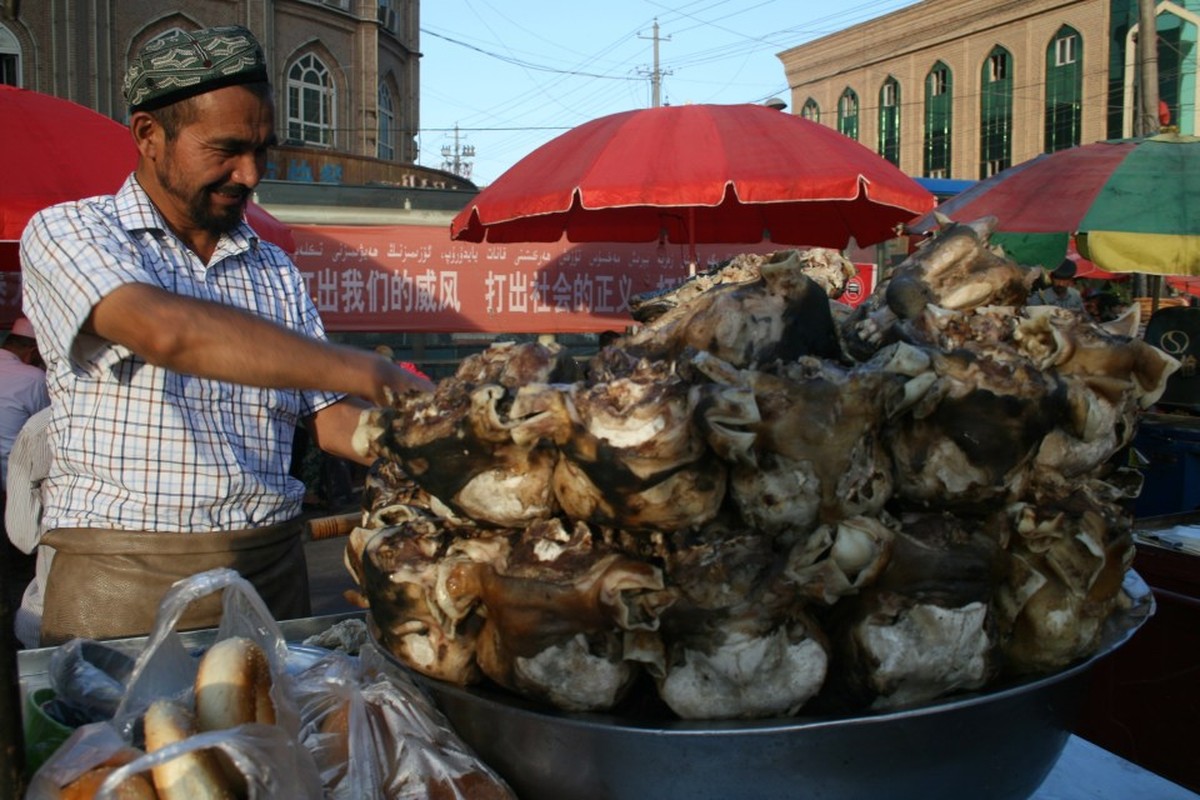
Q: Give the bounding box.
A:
[1035,736,1197,799]
[17,612,1198,800]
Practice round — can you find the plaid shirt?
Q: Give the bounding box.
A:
[19,176,343,532]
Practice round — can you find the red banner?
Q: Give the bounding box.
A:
[291,225,876,333]
[0,227,877,332]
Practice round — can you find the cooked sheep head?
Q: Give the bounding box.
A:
[840,216,1035,361]
[784,515,896,606]
[472,518,671,711]
[652,523,829,720]
[552,361,727,532]
[884,342,1065,509]
[689,348,922,535]
[825,511,1007,711]
[999,484,1134,674]
[1014,308,1182,480]
[362,518,506,685]
[353,357,571,528]
[621,249,843,367]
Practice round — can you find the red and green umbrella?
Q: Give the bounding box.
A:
[909,132,1200,276]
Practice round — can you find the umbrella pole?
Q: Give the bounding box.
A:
[687,208,697,276]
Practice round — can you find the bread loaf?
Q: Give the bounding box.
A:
[142,699,234,800]
[59,762,159,800]
[194,636,276,730]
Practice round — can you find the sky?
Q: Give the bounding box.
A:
[417,0,921,187]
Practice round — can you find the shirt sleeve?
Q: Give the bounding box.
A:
[19,200,151,371]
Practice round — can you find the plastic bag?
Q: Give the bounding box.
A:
[97,722,323,799]
[47,639,136,725]
[111,567,302,743]
[292,646,515,799]
[24,722,140,800]
[28,568,324,799]
[25,719,324,800]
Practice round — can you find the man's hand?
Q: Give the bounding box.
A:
[370,357,436,405]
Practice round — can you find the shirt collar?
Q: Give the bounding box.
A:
[112,175,261,258]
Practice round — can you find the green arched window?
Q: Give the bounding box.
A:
[1045,26,1082,152]
[878,77,900,166]
[801,98,820,122]
[980,46,1013,177]
[924,61,953,177]
[838,88,859,140]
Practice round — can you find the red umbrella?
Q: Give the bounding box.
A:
[0,84,294,264]
[450,103,935,261]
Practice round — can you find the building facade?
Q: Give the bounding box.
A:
[777,0,1199,181]
[0,0,476,192]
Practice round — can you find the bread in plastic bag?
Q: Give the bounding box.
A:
[27,568,324,798]
[111,568,303,743]
[25,718,324,799]
[25,722,146,800]
[292,645,515,799]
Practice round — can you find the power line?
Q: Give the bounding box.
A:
[421,28,643,81]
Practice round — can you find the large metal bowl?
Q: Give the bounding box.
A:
[371,571,1153,800]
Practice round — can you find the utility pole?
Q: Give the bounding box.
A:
[638,19,671,108]
[1135,0,1161,305]
[1136,0,1160,137]
[440,123,475,179]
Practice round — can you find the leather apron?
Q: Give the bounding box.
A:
[38,521,311,646]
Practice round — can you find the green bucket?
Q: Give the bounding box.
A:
[23,687,75,776]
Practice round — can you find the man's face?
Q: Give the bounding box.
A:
[155,86,276,236]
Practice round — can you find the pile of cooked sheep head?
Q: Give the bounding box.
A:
[351,224,1176,719]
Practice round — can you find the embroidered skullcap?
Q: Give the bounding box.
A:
[123,25,268,112]
[1051,259,1077,280]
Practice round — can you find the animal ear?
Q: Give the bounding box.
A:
[933,211,952,228]
[967,216,998,240]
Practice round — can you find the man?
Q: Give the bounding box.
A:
[5,406,50,648]
[1028,259,1088,314]
[1,317,47,639]
[0,317,48,487]
[19,26,432,645]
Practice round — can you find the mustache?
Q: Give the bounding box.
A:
[211,183,251,199]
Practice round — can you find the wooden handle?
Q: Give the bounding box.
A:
[306,512,362,541]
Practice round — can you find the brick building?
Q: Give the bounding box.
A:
[0,0,476,193]
[777,0,1200,181]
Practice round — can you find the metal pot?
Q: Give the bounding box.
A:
[372,571,1153,800]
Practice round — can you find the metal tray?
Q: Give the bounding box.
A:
[16,611,365,698]
[371,572,1154,800]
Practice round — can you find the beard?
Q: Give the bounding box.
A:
[156,154,249,236]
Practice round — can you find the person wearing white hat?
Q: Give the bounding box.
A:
[0,317,48,487]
